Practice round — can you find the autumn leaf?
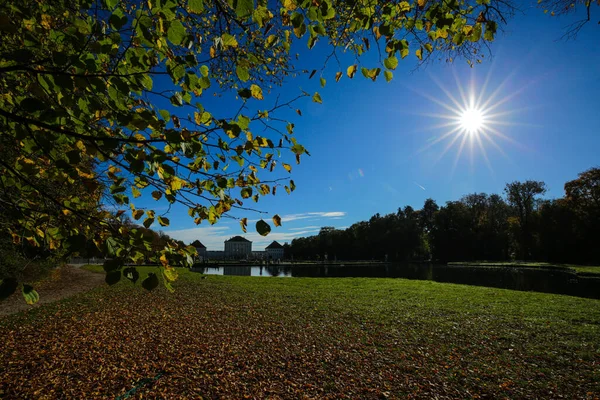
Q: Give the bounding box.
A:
[250,84,263,100]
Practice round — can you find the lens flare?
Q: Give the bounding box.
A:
[413,68,530,174]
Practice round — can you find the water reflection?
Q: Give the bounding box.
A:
[189,263,600,299]
[192,266,292,277]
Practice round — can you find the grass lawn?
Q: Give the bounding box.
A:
[1,267,599,399]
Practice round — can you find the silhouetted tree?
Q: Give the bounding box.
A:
[504,181,547,260]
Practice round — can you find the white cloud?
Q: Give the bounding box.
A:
[288,225,321,231]
[280,211,346,222]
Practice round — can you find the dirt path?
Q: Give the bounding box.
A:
[0,266,105,317]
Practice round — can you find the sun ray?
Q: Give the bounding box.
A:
[431,73,466,113]
[475,131,494,174]
[414,67,529,173]
[483,132,512,163]
[435,130,464,165]
[419,126,463,154]
[453,69,470,110]
[486,126,521,146]
[476,61,496,110]
[451,133,470,176]
[413,120,462,133]
[412,112,461,121]
[479,69,519,110]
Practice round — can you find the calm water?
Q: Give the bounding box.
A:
[190,263,600,299]
[194,265,293,277]
[191,264,435,278]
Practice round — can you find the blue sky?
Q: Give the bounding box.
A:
[158,4,600,250]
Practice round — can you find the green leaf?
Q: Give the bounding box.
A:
[384,56,398,70]
[312,92,322,104]
[22,284,39,305]
[123,267,140,284]
[188,0,204,13]
[105,271,121,285]
[222,33,238,48]
[167,21,186,45]
[20,98,46,112]
[159,109,170,120]
[241,187,252,198]
[470,23,482,42]
[256,219,271,236]
[320,77,326,88]
[104,0,119,9]
[238,88,252,99]
[200,65,209,77]
[103,258,123,272]
[233,0,253,19]
[105,237,118,257]
[253,6,273,28]
[384,70,393,82]
[236,65,250,82]
[142,273,159,291]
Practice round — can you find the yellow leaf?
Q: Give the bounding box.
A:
[132,209,144,220]
[250,84,263,100]
[240,218,247,233]
[163,267,178,282]
[40,14,52,30]
[160,254,169,267]
[347,65,357,79]
[283,0,297,11]
[272,214,282,227]
[282,163,292,173]
[373,26,381,40]
[416,48,423,61]
[169,176,186,191]
[62,209,72,216]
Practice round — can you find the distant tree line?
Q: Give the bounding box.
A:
[287,168,600,265]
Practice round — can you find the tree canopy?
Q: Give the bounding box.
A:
[0,0,589,301]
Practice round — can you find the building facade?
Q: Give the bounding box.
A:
[190,240,207,260]
[224,236,252,259]
[266,241,284,261]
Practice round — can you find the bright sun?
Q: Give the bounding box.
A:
[415,69,524,174]
[459,107,485,134]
